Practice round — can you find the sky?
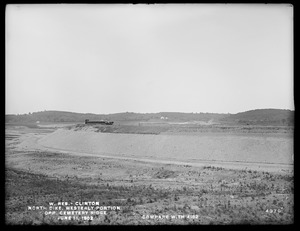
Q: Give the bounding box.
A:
[6,4,294,115]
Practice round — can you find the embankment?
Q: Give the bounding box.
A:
[38,127,293,165]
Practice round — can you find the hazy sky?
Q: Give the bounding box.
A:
[6,4,294,115]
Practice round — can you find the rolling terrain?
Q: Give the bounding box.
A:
[5,109,294,225]
[6,108,294,126]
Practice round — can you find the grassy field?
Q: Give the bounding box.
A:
[6,151,294,225]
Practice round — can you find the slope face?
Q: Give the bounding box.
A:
[38,127,293,165]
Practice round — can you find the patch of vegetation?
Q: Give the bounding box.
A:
[6,109,294,126]
[6,161,294,225]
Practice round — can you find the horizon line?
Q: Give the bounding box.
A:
[5,107,295,116]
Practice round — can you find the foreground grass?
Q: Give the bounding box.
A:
[5,163,294,225]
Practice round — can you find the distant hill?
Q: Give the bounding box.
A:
[5,109,294,126]
[5,111,228,123]
[221,109,294,126]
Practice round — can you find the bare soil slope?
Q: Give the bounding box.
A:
[38,126,293,165]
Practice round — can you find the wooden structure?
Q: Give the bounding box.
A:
[85,119,114,125]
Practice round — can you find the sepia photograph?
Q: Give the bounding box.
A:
[5,4,294,225]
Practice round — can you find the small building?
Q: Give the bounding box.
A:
[85,119,113,125]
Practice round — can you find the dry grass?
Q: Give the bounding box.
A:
[6,150,293,225]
